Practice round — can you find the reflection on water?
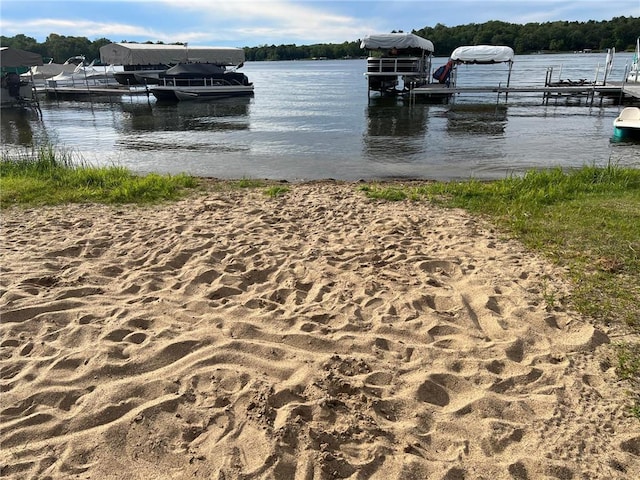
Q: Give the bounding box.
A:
[363,97,429,160]
[0,108,39,146]
[119,97,251,133]
[114,97,252,154]
[366,97,428,136]
[445,104,508,136]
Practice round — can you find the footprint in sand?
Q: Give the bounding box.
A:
[417,259,463,278]
[417,379,450,407]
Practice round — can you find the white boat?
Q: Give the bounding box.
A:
[361,32,435,96]
[46,59,123,88]
[627,37,639,83]
[20,55,86,85]
[149,62,253,101]
[1,46,42,107]
[613,107,640,139]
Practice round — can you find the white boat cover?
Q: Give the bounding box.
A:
[99,43,245,66]
[451,45,514,64]
[0,47,43,67]
[21,63,67,80]
[360,33,434,52]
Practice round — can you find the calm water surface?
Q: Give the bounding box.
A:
[2,53,638,181]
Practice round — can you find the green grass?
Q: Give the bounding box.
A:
[361,165,640,417]
[0,146,199,207]
[359,184,408,201]
[198,177,293,199]
[227,178,268,189]
[264,185,290,198]
[616,342,640,417]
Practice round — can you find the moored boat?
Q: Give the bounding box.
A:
[613,106,640,139]
[149,61,253,102]
[100,43,247,86]
[20,55,86,85]
[361,32,435,96]
[46,59,123,88]
[1,46,43,108]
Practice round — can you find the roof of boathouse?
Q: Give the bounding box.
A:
[99,43,245,66]
[360,33,434,53]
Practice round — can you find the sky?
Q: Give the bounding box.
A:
[1,0,639,48]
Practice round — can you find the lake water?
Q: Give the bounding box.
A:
[1,53,639,181]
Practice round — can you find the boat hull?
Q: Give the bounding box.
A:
[150,84,254,101]
[1,83,36,108]
[613,125,640,140]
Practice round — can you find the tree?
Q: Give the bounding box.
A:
[2,17,639,63]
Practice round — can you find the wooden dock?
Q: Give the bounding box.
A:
[410,81,640,103]
[621,82,640,99]
[36,85,150,98]
[35,80,640,103]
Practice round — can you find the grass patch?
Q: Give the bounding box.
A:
[1,146,199,207]
[361,165,640,417]
[615,342,640,417]
[359,185,408,202]
[199,178,294,194]
[264,185,290,198]
[228,178,268,189]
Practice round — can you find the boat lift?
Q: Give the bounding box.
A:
[448,45,514,102]
[361,33,435,98]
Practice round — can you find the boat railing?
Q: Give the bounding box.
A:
[46,76,117,88]
[157,77,236,87]
[366,57,423,75]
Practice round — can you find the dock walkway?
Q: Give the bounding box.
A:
[411,81,640,102]
[36,85,149,98]
[35,80,640,103]
[621,82,640,99]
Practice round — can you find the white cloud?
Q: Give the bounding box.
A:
[1,18,166,42]
[1,0,637,47]
[158,0,378,44]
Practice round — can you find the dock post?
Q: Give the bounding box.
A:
[544,67,552,105]
[505,60,512,102]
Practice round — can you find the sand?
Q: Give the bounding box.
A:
[1,181,638,480]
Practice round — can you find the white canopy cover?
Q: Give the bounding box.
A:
[451,45,514,64]
[99,43,245,66]
[360,33,434,52]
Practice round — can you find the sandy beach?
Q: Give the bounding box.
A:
[1,181,638,479]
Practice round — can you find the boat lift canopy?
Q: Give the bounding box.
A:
[99,43,245,66]
[450,45,514,64]
[360,33,434,53]
[0,47,43,68]
[449,45,515,91]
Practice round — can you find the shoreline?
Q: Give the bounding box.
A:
[1,182,638,479]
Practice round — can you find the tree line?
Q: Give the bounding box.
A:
[1,16,638,64]
[0,33,114,65]
[414,16,639,56]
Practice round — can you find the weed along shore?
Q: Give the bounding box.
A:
[1,149,639,479]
